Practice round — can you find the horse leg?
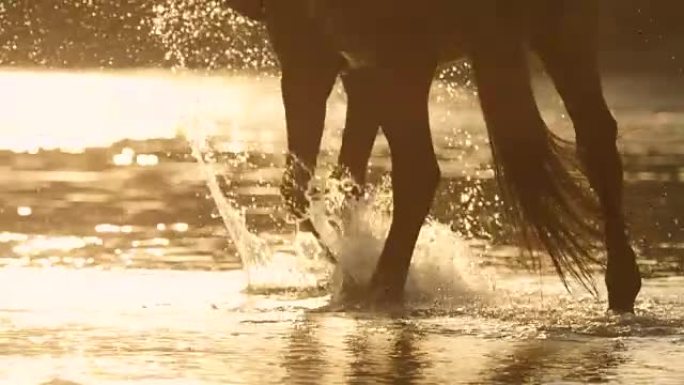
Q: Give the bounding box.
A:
[532,23,641,312]
[337,68,382,187]
[264,0,343,219]
[369,61,440,302]
[279,64,341,218]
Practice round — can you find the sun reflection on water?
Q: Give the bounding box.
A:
[11,236,103,256]
[0,69,288,153]
[0,62,682,384]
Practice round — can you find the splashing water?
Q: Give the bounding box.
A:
[188,123,335,292]
[150,0,275,71]
[145,0,508,301]
[1,3,683,384]
[308,174,496,307]
[144,0,660,314]
[318,185,684,336]
[189,128,267,266]
[150,0,339,292]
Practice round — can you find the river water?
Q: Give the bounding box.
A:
[0,69,682,384]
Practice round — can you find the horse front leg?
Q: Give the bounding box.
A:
[532,19,641,313]
[279,64,340,219]
[368,61,440,303]
[264,0,343,219]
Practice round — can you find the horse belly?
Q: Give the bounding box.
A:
[435,29,467,65]
[316,0,449,68]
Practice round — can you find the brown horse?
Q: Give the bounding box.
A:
[228,0,641,313]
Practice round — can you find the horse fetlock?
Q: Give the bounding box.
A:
[328,165,364,200]
[280,185,309,221]
[323,166,364,226]
[369,254,416,307]
[280,155,314,220]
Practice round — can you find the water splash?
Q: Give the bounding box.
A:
[150,0,274,71]
[188,128,329,292]
[144,0,614,310]
[149,0,336,292]
[309,173,681,338]
[310,173,495,306]
[189,128,270,265]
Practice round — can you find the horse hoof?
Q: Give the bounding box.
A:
[367,281,404,306]
[605,246,641,315]
[607,304,635,315]
[606,309,637,325]
[606,274,640,314]
[327,277,406,313]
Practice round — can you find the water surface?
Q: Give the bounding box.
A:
[0,70,682,384]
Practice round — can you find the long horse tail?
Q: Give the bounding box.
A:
[469,29,603,294]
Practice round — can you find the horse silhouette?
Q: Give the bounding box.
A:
[228,0,641,313]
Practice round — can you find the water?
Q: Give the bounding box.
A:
[0,69,683,384]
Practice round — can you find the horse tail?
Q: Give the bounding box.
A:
[469,34,603,294]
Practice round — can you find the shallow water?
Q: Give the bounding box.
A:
[1,268,683,385]
[0,70,683,384]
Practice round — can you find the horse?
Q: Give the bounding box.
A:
[227,0,642,313]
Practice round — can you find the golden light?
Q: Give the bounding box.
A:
[95,224,121,233]
[0,70,286,153]
[0,71,183,152]
[225,140,248,154]
[171,222,189,232]
[17,206,33,217]
[94,224,134,234]
[11,236,103,256]
[132,238,171,247]
[135,154,160,166]
[113,147,136,166]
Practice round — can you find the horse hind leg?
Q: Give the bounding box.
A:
[533,36,642,313]
[337,68,382,187]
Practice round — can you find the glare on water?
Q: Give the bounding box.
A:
[1,0,683,382]
[0,68,683,384]
[0,70,291,153]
